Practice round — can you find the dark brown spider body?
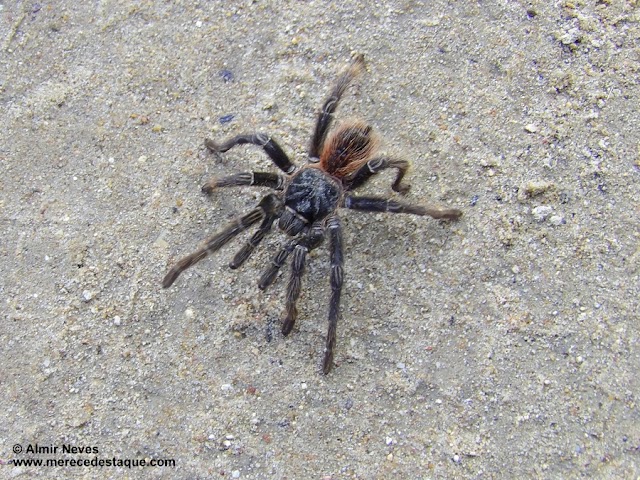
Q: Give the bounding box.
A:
[279,167,342,236]
[163,54,462,374]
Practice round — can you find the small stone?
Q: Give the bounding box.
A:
[68,410,91,428]
[524,123,538,133]
[232,470,240,478]
[10,467,26,477]
[532,205,553,222]
[220,70,234,82]
[153,237,169,249]
[113,316,121,326]
[549,215,565,226]
[421,17,441,26]
[82,290,93,302]
[558,27,580,46]
[524,180,554,197]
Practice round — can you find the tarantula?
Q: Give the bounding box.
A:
[162,54,462,374]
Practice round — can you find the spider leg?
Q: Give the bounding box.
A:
[344,195,462,220]
[230,205,282,269]
[345,156,411,193]
[162,194,282,288]
[310,54,365,160]
[202,171,286,194]
[258,238,298,290]
[205,133,296,174]
[281,223,325,336]
[323,215,343,374]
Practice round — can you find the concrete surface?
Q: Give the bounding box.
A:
[1,1,639,478]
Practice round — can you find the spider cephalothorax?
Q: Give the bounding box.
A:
[162,54,462,374]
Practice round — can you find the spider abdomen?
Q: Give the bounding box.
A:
[320,121,378,178]
[279,168,342,236]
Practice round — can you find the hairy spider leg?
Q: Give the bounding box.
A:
[281,222,325,336]
[309,54,365,160]
[162,194,282,288]
[345,156,411,193]
[258,238,298,290]
[205,132,296,173]
[230,200,283,269]
[258,234,306,290]
[343,195,462,220]
[323,215,344,374]
[202,171,286,194]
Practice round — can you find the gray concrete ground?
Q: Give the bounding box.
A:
[1,1,639,478]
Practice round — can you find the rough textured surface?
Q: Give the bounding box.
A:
[1,1,639,478]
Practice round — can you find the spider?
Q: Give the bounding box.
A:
[162,54,462,374]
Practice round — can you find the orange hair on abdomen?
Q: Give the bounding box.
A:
[319,121,379,179]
